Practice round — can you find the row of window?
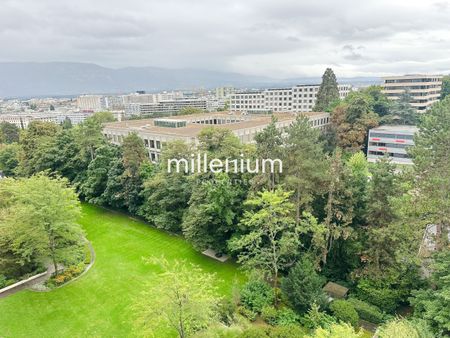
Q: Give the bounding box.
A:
[370,132,414,140]
[369,142,409,149]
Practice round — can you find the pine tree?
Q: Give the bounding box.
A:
[314,68,340,111]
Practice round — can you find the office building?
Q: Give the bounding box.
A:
[230,84,351,113]
[382,74,443,111]
[367,125,418,165]
[103,112,331,162]
[124,98,207,117]
[77,95,106,111]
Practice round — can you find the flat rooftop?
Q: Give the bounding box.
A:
[103,112,328,138]
[371,125,419,133]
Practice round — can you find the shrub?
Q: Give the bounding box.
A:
[237,306,257,322]
[268,324,308,338]
[356,278,401,313]
[347,297,385,324]
[261,306,278,325]
[306,322,363,338]
[275,308,299,326]
[376,318,434,338]
[329,300,359,327]
[281,256,327,314]
[240,280,275,313]
[218,298,236,325]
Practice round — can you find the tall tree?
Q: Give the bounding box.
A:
[314,68,340,112]
[284,116,328,225]
[133,258,221,338]
[0,143,20,177]
[228,188,299,299]
[410,96,450,245]
[382,91,419,125]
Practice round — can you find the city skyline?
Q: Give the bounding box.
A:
[1,0,449,78]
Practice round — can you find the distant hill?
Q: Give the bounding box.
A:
[0,62,381,98]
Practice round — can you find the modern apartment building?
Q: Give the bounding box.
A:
[124,98,207,117]
[0,113,59,128]
[367,125,418,165]
[230,84,351,113]
[103,112,331,162]
[77,95,106,111]
[382,75,443,111]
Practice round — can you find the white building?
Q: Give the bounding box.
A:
[382,75,442,111]
[367,125,418,165]
[77,95,106,111]
[230,84,351,113]
[125,98,207,117]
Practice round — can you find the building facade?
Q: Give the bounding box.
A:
[124,98,207,117]
[367,125,418,165]
[230,84,351,113]
[382,74,443,111]
[103,112,331,162]
[76,95,106,111]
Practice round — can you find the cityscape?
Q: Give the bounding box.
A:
[0,1,450,338]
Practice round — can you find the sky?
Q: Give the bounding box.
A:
[1,0,449,78]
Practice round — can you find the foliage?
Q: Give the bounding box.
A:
[229,188,299,293]
[239,279,275,313]
[329,300,359,327]
[0,174,83,278]
[314,68,340,112]
[133,257,222,338]
[178,106,204,115]
[0,143,20,176]
[381,91,418,125]
[355,279,402,313]
[281,256,327,314]
[410,249,450,335]
[0,122,20,144]
[275,308,299,326]
[347,298,385,324]
[375,318,434,338]
[301,303,336,330]
[306,322,363,338]
[440,74,450,100]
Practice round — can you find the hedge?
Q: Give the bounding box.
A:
[347,298,385,324]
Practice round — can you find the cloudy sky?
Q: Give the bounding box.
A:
[1,0,449,78]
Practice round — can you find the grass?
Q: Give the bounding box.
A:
[0,204,244,338]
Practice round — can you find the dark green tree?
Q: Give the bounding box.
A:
[0,122,20,144]
[382,91,419,125]
[314,68,340,111]
[440,75,450,100]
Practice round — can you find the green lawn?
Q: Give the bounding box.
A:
[0,204,243,338]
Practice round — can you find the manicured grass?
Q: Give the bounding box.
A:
[0,204,243,337]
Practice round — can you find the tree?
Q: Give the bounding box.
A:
[440,75,450,100]
[178,106,204,116]
[133,258,221,338]
[252,116,283,191]
[347,151,369,227]
[314,68,340,112]
[281,256,328,314]
[182,172,244,252]
[284,116,328,225]
[140,141,192,231]
[74,116,107,161]
[329,300,359,327]
[410,96,450,245]
[382,91,419,125]
[0,143,20,177]
[0,174,83,274]
[0,122,20,144]
[228,188,299,299]
[376,318,434,338]
[331,92,379,152]
[410,250,450,336]
[362,85,391,117]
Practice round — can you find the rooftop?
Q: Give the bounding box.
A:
[371,125,419,133]
[103,112,328,138]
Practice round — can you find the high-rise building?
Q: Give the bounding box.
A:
[76,95,106,111]
[230,84,351,113]
[382,74,442,111]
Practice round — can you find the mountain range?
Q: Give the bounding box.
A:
[0,62,381,98]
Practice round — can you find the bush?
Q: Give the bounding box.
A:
[329,300,359,327]
[240,280,275,313]
[376,318,434,338]
[347,298,385,324]
[240,325,308,338]
[261,306,278,325]
[356,279,402,313]
[275,308,299,326]
[306,322,362,338]
[281,256,327,314]
[218,298,236,325]
[237,306,257,322]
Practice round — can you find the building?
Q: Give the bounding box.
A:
[0,113,59,128]
[215,86,235,99]
[103,112,331,162]
[367,125,418,165]
[124,98,207,117]
[76,95,106,111]
[230,84,351,113]
[382,74,443,111]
